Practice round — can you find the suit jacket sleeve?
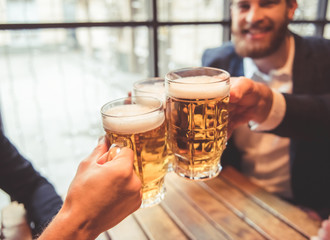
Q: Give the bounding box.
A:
[0,128,63,236]
[270,35,330,139]
[272,93,330,139]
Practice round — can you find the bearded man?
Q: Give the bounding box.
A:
[202,0,330,220]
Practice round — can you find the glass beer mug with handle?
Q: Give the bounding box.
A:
[133,77,166,103]
[101,96,169,208]
[165,67,230,181]
[133,77,175,172]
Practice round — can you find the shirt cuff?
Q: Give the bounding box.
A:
[249,89,286,131]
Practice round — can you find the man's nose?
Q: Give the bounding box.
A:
[245,5,265,24]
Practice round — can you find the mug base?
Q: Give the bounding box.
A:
[174,163,222,181]
[140,184,166,208]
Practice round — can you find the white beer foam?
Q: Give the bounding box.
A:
[167,75,230,99]
[134,85,166,106]
[136,85,165,95]
[103,104,165,134]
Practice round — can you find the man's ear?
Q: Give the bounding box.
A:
[287,0,298,20]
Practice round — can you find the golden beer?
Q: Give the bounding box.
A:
[165,67,230,180]
[133,77,175,172]
[101,97,168,208]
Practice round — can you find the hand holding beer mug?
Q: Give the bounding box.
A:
[101,96,169,208]
[133,77,175,172]
[165,67,230,180]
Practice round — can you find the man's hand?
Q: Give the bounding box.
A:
[38,136,142,240]
[228,77,273,137]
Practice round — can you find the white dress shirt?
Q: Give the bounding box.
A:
[233,36,295,199]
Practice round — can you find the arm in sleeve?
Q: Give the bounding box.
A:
[0,129,63,237]
[270,93,330,139]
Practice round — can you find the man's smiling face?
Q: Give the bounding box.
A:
[231,0,297,59]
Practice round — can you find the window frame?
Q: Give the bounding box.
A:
[0,0,329,76]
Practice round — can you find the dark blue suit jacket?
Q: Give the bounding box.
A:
[202,33,330,218]
[0,115,63,236]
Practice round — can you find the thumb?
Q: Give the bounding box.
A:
[98,146,134,167]
[97,144,122,165]
[110,147,134,167]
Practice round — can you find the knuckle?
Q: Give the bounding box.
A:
[121,164,135,180]
[77,158,89,170]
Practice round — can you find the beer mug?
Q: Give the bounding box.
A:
[165,67,230,180]
[101,96,169,208]
[133,77,166,103]
[133,77,174,172]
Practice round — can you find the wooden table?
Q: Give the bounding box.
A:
[107,166,321,240]
[1,166,321,240]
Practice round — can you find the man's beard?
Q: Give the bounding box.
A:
[232,18,289,59]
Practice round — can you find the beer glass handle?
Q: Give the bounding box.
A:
[107,136,133,162]
[107,143,122,162]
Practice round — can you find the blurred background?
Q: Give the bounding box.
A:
[0,0,329,207]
